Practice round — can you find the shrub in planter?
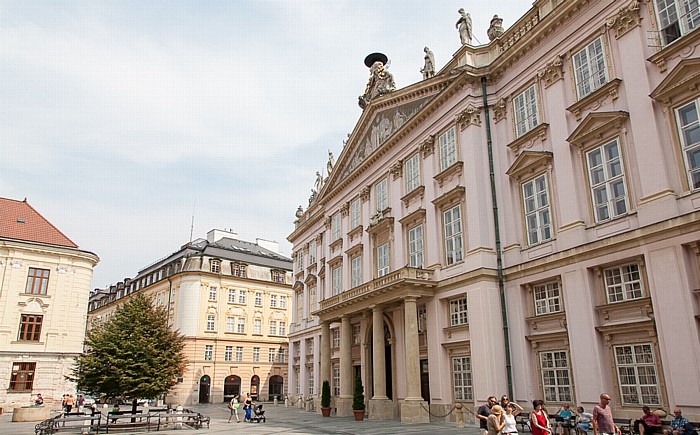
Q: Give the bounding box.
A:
[352,378,365,410]
[321,380,331,417]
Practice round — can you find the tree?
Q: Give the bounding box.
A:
[321,380,331,408]
[68,294,186,412]
[352,377,365,411]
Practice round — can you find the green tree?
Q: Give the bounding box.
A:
[68,294,186,412]
[352,377,365,411]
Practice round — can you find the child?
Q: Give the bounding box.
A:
[228,394,240,423]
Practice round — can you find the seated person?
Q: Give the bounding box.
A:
[575,406,593,435]
[635,406,663,435]
[557,403,576,435]
[34,394,44,406]
[664,409,690,435]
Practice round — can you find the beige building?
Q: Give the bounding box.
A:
[0,197,99,410]
[88,229,292,405]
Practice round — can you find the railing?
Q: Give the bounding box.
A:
[649,4,700,47]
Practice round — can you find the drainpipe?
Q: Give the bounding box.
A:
[481,76,513,399]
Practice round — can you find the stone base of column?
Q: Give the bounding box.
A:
[368,398,394,421]
[335,396,353,417]
[400,400,429,424]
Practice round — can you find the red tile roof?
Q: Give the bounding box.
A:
[0,197,78,248]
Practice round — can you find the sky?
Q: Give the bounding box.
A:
[0,0,532,289]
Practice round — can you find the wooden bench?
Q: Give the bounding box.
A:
[517,412,532,432]
[614,418,633,435]
[35,414,102,435]
[154,411,202,430]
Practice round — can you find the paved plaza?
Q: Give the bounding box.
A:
[0,403,483,434]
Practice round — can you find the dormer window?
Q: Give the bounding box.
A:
[272,270,285,284]
[210,259,221,273]
[232,262,247,278]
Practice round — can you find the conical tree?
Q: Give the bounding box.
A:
[68,293,186,412]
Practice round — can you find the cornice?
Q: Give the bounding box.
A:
[650,58,700,105]
[434,162,464,188]
[506,123,549,156]
[566,78,622,121]
[288,206,325,243]
[648,27,700,73]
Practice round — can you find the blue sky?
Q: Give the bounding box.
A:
[1,1,532,289]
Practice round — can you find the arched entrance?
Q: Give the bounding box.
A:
[250,375,260,401]
[199,375,211,404]
[223,375,241,403]
[268,375,284,401]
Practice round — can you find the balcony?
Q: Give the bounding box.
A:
[315,267,436,318]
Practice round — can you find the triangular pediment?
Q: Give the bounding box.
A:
[506,151,553,180]
[566,111,629,149]
[650,58,700,105]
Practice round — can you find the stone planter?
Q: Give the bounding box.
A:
[321,407,331,417]
[12,406,50,422]
[353,409,365,421]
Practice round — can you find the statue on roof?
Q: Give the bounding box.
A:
[488,15,505,41]
[421,47,436,79]
[327,150,335,175]
[313,171,324,194]
[358,53,396,110]
[456,9,473,45]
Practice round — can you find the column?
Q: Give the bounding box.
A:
[400,297,429,423]
[335,315,353,416]
[372,306,387,399]
[320,322,331,387]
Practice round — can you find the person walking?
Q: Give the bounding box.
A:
[228,394,240,423]
[244,393,253,422]
[593,393,621,435]
[531,400,552,435]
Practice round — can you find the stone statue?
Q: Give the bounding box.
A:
[327,150,335,175]
[488,15,505,41]
[456,9,472,45]
[314,171,324,194]
[359,54,396,109]
[421,47,435,79]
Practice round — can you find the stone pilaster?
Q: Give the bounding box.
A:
[401,297,429,423]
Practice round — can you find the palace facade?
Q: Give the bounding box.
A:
[88,229,292,405]
[288,0,700,423]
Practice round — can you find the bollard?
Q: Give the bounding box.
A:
[274,396,278,406]
[175,405,183,429]
[455,402,465,428]
[285,396,289,408]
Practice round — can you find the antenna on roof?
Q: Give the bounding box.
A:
[189,200,196,243]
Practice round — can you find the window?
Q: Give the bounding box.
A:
[405,153,421,192]
[253,347,260,362]
[210,259,221,273]
[332,266,342,295]
[232,262,247,278]
[279,321,286,336]
[614,343,660,405]
[375,178,388,212]
[208,286,217,301]
[352,324,361,344]
[534,282,562,316]
[204,345,213,361]
[439,127,457,171]
[237,317,245,333]
[444,205,464,265]
[18,314,43,341]
[587,139,628,222]
[377,243,390,277]
[273,270,285,283]
[308,285,317,317]
[452,356,473,401]
[25,268,50,295]
[9,362,36,391]
[572,36,608,99]
[225,346,233,362]
[238,289,247,304]
[297,252,303,271]
[254,318,261,335]
[270,294,278,308]
[296,292,303,324]
[350,198,361,229]
[206,315,215,332]
[676,99,700,189]
[308,369,314,395]
[280,295,287,309]
[408,225,424,268]
[351,256,362,287]
[331,213,341,242]
[654,0,700,45]
[226,317,235,333]
[270,320,278,336]
[277,348,286,363]
[449,298,468,326]
[255,292,262,307]
[604,263,643,303]
[228,289,236,303]
[332,367,340,396]
[513,84,539,137]
[523,174,553,246]
[269,348,277,362]
[418,306,427,333]
[540,350,572,402]
[235,346,243,362]
[332,329,340,348]
[309,240,317,264]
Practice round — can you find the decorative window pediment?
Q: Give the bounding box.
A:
[507,123,549,155]
[293,280,304,292]
[399,208,427,228]
[432,186,466,210]
[345,243,364,257]
[566,78,622,121]
[327,254,343,267]
[566,111,629,149]
[506,151,554,180]
[366,215,394,237]
[650,58,700,105]
[304,274,317,286]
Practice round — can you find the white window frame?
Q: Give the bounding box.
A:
[279,321,286,336]
[587,138,629,223]
[513,84,539,138]
[452,356,473,401]
[523,174,553,246]
[375,178,388,212]
[238,289,247,304]
[255,292,262,307]
[228,288,236,303]
[350,198,361,229]
[210,259,221,273]
[270,320,278,336]
[254,318,261,335]
[204,345,213,361]
[439,126,457,171]
[653,0,700,46]
[225,346,233,362]
[572,36,608,99]
[297,252,303,271]
[280,295,287,308]
[540,350,573,403]
[332,367,340,396]
[408,224,424,268]
[208,286,217,301]
[332,329,340,348]
[253,347,260,362]
[534,281,562,316]
[444,205,463,266]
[309,240,317,264]
[377,243,390,277]
[332,265,342,295]
[308,368,314,395]
[614,343,660,406]
[206,314,215,332]
[352,324,361,344]
[675,99,700,190]
[226,317,235,333]
[235,346,243,362]
[270,294,278,308]
[278,348,286,363]
[351,255,362,287]
[331,213,341,242]
[236,317,245,333]
[604,263,644,303]
[268,348,276,362]
[405,153,421,192]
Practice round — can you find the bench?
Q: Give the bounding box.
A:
[517,412,532,432]
[614,418,633,435]
[35,414,102,435]
[102,412,155,433]
[154,411,202,430]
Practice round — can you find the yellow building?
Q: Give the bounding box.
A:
[0,197,99,410]
[87,229,292,405]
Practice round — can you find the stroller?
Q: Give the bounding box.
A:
[250,404,266,423]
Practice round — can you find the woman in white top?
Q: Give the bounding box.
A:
[503,402,525,434]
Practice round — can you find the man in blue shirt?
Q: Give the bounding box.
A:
[664,409,690,435]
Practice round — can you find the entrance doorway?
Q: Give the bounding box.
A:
[250,375,260,401]
[224,375,241,403]
[420,359,430,403]
[385,324,392,400]
[199,375,211,404]
[268,375,284,401]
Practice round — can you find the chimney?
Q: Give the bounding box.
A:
[207,229,238,243]
[256,238,279,254]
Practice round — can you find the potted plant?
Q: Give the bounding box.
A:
[352,377,365,421]
[321,380,331,417]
